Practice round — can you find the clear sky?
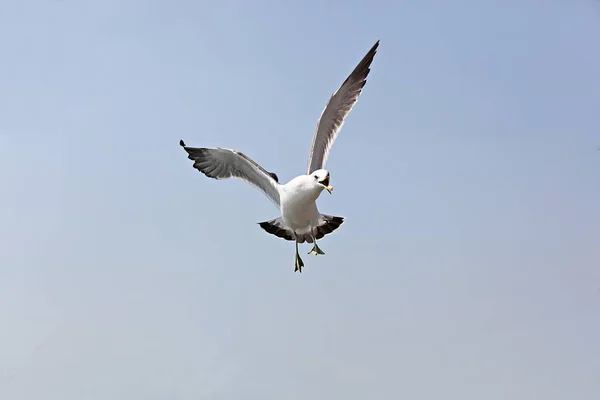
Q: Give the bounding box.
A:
[1,1,599,399]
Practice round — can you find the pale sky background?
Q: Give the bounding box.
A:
[1,1,599,399]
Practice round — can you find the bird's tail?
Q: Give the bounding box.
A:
[258,214,344,243]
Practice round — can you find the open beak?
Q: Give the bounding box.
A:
[320,176,333,194]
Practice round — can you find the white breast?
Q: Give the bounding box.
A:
[279,176,323,232]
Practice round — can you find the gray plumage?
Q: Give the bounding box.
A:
[306,40,379,175]
[179,140,281,206]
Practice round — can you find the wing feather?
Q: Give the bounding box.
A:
[307,40,379,174]
[180,140,280,206]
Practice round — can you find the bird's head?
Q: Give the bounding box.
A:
[311,169,333,194]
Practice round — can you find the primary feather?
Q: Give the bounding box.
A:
[180,140,281,207]
[307,40,379,174]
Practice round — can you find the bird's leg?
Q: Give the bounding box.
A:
[294,237,304,273]
[308,228,325,255]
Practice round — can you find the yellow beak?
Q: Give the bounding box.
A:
[325,185,333,194]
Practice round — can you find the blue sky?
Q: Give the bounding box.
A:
[1,1,599,399]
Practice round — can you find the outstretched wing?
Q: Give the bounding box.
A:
[306,40,379,174]
[180,140,281,206]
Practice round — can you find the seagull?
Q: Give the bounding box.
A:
[180,40,379,272]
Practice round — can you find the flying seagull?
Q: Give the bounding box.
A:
[180,40,379,272]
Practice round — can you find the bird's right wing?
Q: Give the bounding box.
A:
[180,140,281,207]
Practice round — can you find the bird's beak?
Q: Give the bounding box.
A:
[320,175,333,194]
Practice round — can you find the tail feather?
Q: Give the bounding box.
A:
[258,220,294,241]
[258,214,344,243]
[315,215,344,238]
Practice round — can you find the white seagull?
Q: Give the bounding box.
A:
[180,40,379,272]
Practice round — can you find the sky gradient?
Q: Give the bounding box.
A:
[1,1,599,399]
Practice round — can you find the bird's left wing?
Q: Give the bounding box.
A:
[306,40,379,175]
[180,140,281,207]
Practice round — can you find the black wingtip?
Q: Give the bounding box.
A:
[370,40,380,54]
[179,139,186,147]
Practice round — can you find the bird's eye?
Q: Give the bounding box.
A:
[313,175,318,179]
